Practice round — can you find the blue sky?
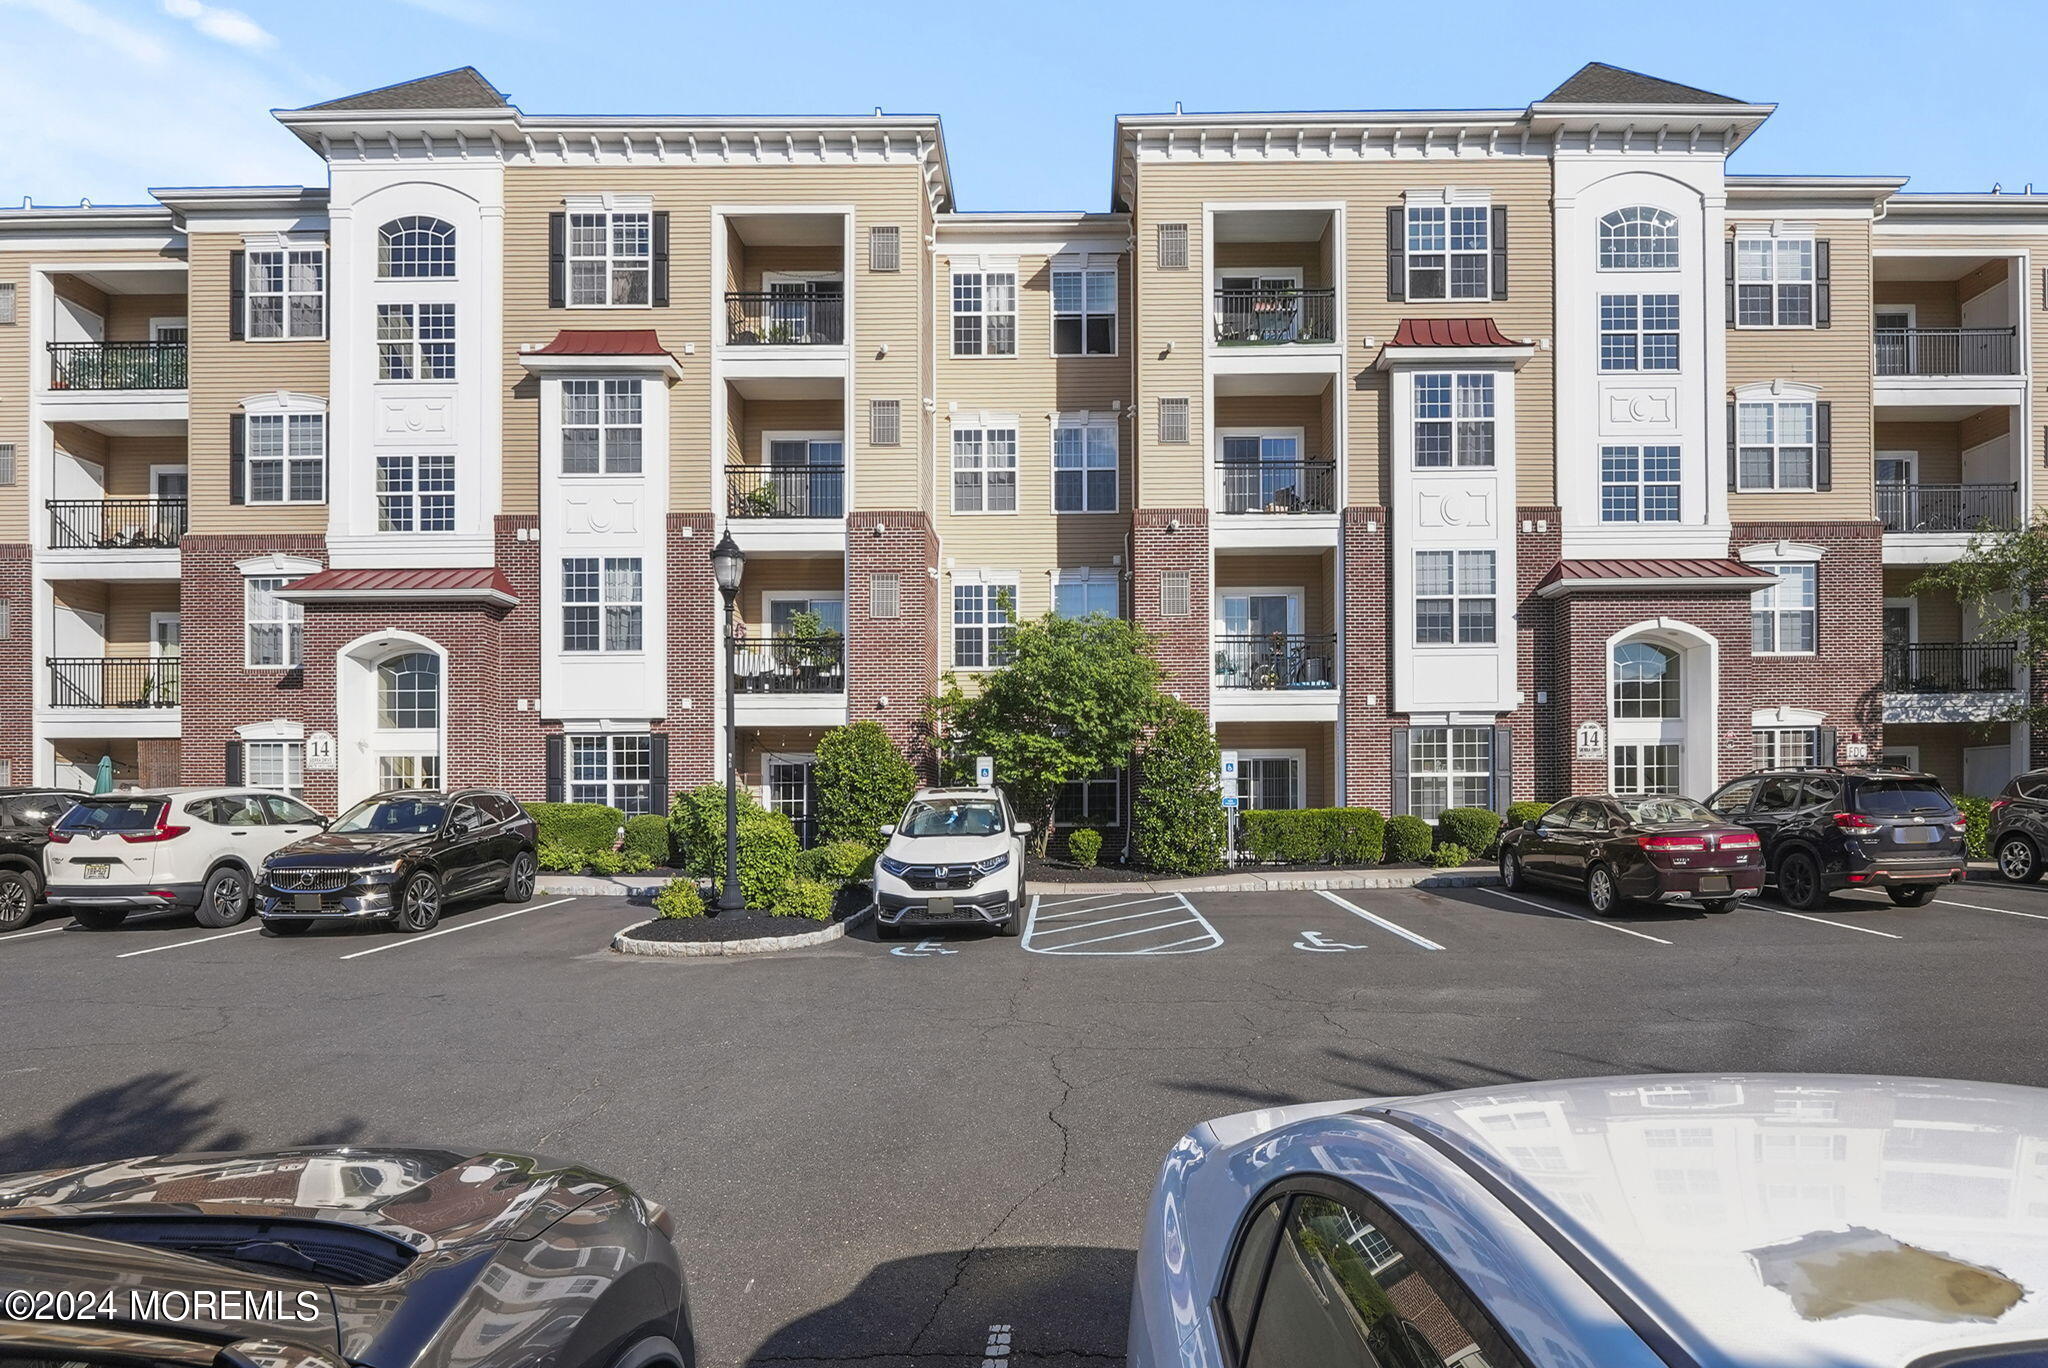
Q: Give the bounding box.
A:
[4,0,2045,211]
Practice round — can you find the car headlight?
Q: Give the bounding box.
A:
[349,860,403,877]
[878,856,912,878]
[971,852,1011,876]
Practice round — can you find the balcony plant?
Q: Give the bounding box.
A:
[781,609,841,676]
[741,481,781,518]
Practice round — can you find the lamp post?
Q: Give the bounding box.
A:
[710,530,747,914]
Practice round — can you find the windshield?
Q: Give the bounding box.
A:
[1854,779,1955,818]
[54,798,163,833]
[332,797,447,835]
[1617,795,1718,826]
[900,799,1005,838]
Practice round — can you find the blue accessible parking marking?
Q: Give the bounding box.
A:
[1022,891,1223,956]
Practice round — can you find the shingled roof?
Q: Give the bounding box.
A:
[1543,62,1741,105]
[304,67,508,113]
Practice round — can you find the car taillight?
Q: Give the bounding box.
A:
[120,821,190,844]
[1833,812,1880,835]
[1716,831,1761,850]
[45,830,72,844]
[1990,799,2010,816]
[1638,835,1708,852]
[1953,813,1969,829]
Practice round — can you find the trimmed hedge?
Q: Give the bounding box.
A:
[795,840,875,883]
[1132,702,1226,875]
[1066,828,1103,867]
[815,722,919,846]
[528,801,624,856]
[1505,800,1551,831]
[1234,808,1386,866]
[1385,814,1433,863]
[655,881,705,919]
[774,878,837,921]
[1430,842,1472,869]
[669,784,798,908]
[1955,794,1994,860]
[1436,807,1503,856]
[622,813,671,868]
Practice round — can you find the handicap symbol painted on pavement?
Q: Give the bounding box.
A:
[890,937,960,958]
[1293,930,1368,953]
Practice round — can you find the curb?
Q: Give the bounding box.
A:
[611,906,871,959]
[1033,868,1500,896]
[540,874,674,897]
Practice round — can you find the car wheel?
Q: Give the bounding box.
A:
[395,872,442,934]
[504,850,538,904]
[1889,886,1937,907]
[71,907,126,930]
[1776,851,1828,911]
[1499,850,1526,892]
[1585,864,1621,916]
[1700,899,1735,914]
[262,919,313,937]
[873,914,899,942]
[997,898,1024,937]
[0,870,38,931]
[1997,834,2043,883]
[193,867,253,928]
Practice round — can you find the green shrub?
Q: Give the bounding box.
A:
[1132,702,1226,876]
[1437,807,1503,857]
[1385,815,1433,863]
[528,801,624,856]
[654,880,706,919]
[814,721,919,846]
[1430,842,1472,869]
[795,840,875,883]
[585,849,628,876]
[774,878,837,921]
[1505,800,1551,832]
[536,841,585,872]
[621,813,671,868]
[1235,809,1386,866]
[669,783,771,876]
[1329,808,1386,865]
[1955,794,1994,860]
[1067,828,1103,867]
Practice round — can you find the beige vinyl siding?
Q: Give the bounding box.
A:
[736,555,844,631]
[1874,279,1964,330]
[1213,550,1337,635]
[1875,420,1964,486]
[735,244,843,293]
[49,427,184,497]
[1215,240,1327,288]
[103,582,180,658]
[1214,720,1336,808]
[735,398,843,465]
[1213,391,1333,462]
[735,727,829,799]
[106,293,185,342]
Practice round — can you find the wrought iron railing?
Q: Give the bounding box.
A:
[1213,633,1337,690]
[47,656,180,708]
[1213,287,1336,345]
[1217,460,1336,515]
[1883,642,2020,693]
[1875,482,2019,533]
[1874,326,2019,377]
[47,498,187,550]
[726,464,845,519]
[725,291,844,345]
[47,341,187,390]
[731,635,846,694]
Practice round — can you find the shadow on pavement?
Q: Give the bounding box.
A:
[0,1071,365,1172]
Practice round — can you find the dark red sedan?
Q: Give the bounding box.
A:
[1498,793,1764,915]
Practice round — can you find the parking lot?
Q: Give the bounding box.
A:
[4,872,2048,1365]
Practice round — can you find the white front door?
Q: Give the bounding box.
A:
[764,753,817,845]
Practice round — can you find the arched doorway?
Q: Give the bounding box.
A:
[337,633,447,803]
[1607,623,1718,797]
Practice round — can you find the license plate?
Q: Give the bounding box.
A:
[1894,826,1941,845]
[294,894,321,912]
[82,864,109,880]
[1698,875,1730,895]
[926,898,955,918]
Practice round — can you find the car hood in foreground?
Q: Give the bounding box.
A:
[881,835,1008,866]
[267,831,437,866]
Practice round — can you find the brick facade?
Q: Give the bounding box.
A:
[178,533,326,790]
[0,544,31,785]
[664,511,721,787]
[1514,510,1566,800]
[844,511,938,769]
[1732,519,1886,750]
[1130,508,1211,710]
[1341,507,1391,809]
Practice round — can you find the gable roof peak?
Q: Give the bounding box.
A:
[302,66,508,113]
[1542,61,1742,106]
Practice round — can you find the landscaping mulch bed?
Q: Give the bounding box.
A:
[620,911,851,944]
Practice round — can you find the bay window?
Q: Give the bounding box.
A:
[562,379,643,474]
[1413,374,1494,468]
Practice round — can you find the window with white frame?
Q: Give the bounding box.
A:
[563,557,644,653]
[561,379,643,474]
[569,733,654,814]
[1613,642,1681,718]
[1236,755,1302,811]
[1752,563,1817,654]
[1052,263,1116,355]
[1600,294,1680,370]
[1408,726,1493,820]
[1600,445,1681,523]
[1736,399,1816,490]
[1612,743,1683,797]
[246,412,325,504]
[245,577,303,669]
[1053,574,1119,619]
[377,303,455,380]
[1407,203,1490,300]
[951,268,1017,356]
[245,740,305,797]
[1598,207,1679,271]
[1053,421,1117,512]
[1413,373,1495,468]
[377,217,456,278]
[1754,728,1819,769]
[246,248,324,339]
[951,424,1019,512]
[952,579,1016,669]
[1736,234,1815,327]
[1056,771,1121,826]
[377,652,440,729]
[376,453,455,532]
[1414,550,1496,644]
[568,209,652,306]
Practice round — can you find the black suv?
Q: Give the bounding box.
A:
[1987,768,2048,882]
[0,789,79,930]
[258,788,540,935]
[1703,766,1967,909]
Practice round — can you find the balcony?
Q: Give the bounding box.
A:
[48,341,187,391]
[48,498,187,551]
[48,656,180,709]
[1213,287,1336,346]
[733,635,845,695]
[1884,642,2018,694]
[725,291,843,346]
[1214,633,1336,691]
[726,464,844,520]
[1217,460,1336,516]
[1875,327,2019,378]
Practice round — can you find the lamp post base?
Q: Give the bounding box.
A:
[715,885,747,915]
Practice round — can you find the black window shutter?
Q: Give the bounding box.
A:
[1491,206,1508,301]
[648,733,670,813]
[547,213,566,309]
[1389,726,1411,816]
[229,413,247,506]
[651,212,670,307]
[544,734,565,802]
[224,741,244,786]
[1815,401,1833,491]
[1724,239,1736,327]
[1814,239,1832,329]
[228,250,246,340]
[1491,725,1513,814]
[1816,726,1838,767]
[1727,401,1738,491]
[1385,205,1406,302]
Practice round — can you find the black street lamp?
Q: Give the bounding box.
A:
[710,530,747,915]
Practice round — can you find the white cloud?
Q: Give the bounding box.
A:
[0,0,169,65]
[161,0,276,51]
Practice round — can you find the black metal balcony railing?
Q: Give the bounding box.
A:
[1213,287,1337,345]
[1884,642,2020,693]
[1874,327,2020,378]
[47,498,187,550]
[1876,482,2020,534]
[1218,460,1336,515]
[1213,633,1338,690]
[725,291,844,345]
[47,656,180,709]
[47,341,187,391]
[731,635,845,694]
[726,464,845,519]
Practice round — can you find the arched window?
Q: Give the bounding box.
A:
[1599,207,1678,271]
[378,217,456,278]
[1613,641,1681,718]
[377,651,441,729]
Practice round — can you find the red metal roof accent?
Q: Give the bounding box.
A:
[1389,317,1519,348]
[1540,558,1776,590]
[531,329,670,357]
[281,567,518,601]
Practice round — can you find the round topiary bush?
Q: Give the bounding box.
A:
[654,880,706,919]
[1133,702,1226,876]
[1430,842,1472,870]
[1385,814,1433,864]
[1436,806,1503,856]
[1067,828,1103,867]
[774,878,837,921]
[814,721,919,846]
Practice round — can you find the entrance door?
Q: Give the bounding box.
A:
[1875,452,1916,530]
[766,277,842,343]
[1236,755,1301,812]
[766,438,843,517]
[1875,308,1915,375]
[1216,273,1301,343]
[765,754,817,847]
[1217,591,1299,687]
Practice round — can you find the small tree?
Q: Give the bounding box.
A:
[1131,701,1225,876]
[814,720,918,846]
[1916,518,2048,728]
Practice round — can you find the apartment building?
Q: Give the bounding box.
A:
[0,62,2040,830]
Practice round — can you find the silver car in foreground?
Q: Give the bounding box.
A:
[1132,1074,2048,1368]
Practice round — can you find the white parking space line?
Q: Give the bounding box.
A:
[1938,896,2048,922]
[1477,888,1674,945]
[1313,891,1445,951]
[1032,894,1183,922]
[0,924,71,946]
[1752,905,1904,940]
[338,898,579,961]
[114,925,266,959]
[1023,892,1223,955]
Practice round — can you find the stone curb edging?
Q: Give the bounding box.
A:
[611,906,872,959]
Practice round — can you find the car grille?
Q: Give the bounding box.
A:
[269,869,353,893]
[903,867,979,891]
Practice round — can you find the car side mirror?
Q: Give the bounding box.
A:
[1523,818,1540,832]
[1013,821,1033,835]
[879,824,896,838]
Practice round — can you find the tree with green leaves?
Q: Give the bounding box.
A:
[1131,700,1226,876]
[1914,517,2048,726]
[813,720,918,846]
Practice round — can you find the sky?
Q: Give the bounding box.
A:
[4,0,2047,212]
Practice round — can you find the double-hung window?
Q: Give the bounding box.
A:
[1736,235,1816,327]
[562,379,643,474]
[1051,264,1116,355]
[1415,550,1495,644]
[1053,574,1119,619]
[246,413,325,503]
[569,210,652,306]
[563,557,645,653]
[1407,203,1490,300]
[1754,728,1818,769]
[1056,772,1121,826]
[1736,400,1816,491]
[377,303,455,380]
[1052,421,1117,512]
[1600,294,1680,370]
[951,267,1017,356]
[569,734,654,814]
[246,248,324,339]
[952,580,1016,669]
[245,740,306,797]
[1752,563,1817,654]
[1413,373,1495,468]
[951,424,1018,512]
[376,452,455,532]
[1600,445,1681,523]
[1408,726,1494,819]
[245,576,304,669]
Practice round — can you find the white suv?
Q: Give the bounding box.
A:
[871,787,1029,939]
[46,788,326,930]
